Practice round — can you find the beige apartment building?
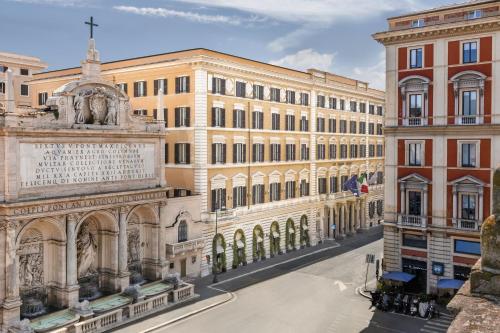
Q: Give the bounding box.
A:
[29,48,385,277]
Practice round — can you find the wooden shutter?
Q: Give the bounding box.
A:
[241,111,245,128]
[233,144,237,163]
[211,108,216,127]
[211,190,216,212]
[175,108,180,127]
[163,108,168,127]
[259,113,264,129]
[175,77,180,94]
[164,143,168,163]
[154,79,159,95]
[123,83,128,94]
[252,112,256,129]
[252,144,256,162]
[174,144,179,164]
[134,82,139,97]
[185,144,191,164]
[185,108,190,127]
[243,144,246,162]
[233,110,237,128]
[221,79,226,95]
[233,187,237,207]
[153,109,157,120]
[222,144,226,163]
[212,144,216,164]
[185,77,190,93]
[143,81,147,96]
[252,185,256,205]
[38,93,42,105]
[221,108,225,127]
[212,77,216,93]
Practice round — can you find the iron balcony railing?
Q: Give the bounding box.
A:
[453,218,480,231]
[398,214,426,228]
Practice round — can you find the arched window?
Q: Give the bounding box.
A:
[178,220,188,243]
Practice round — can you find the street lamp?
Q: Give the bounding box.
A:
[212,205,225,284]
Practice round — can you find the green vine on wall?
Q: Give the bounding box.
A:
[252,225,266,261]
[212,233,227,274]
[269,221,281,257]
[285,218,296,251]
[232,229,247,269]
[300,215,310,247]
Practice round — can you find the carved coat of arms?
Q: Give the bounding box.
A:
[73,86,118,125]
[89,87,108,124]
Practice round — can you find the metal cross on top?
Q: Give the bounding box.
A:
[85,16,98,39]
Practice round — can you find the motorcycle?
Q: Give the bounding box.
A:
[426,299,439,319]
[393,293,403,313]
[380,293,392,312]
[418,300,429,318]
[402,294,411,314]
[410,297,419,316]
[370,291,381,309]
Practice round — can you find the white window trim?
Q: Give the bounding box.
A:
[212,135,227,144]
[408,46,424,69]
[457,140,480,168]
[460,39,480,65]
[405,140,425,167]
[451,236,481,258]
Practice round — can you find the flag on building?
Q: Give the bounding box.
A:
[343,175,360,197]
[368,172,378,185]
[358,174,369,194]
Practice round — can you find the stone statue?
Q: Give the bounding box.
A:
[127,228,141,264]
[89,87,108,125]
[480,168,500,274]
[18,230,44,289]
[105,97,117,125]
[77,223,97,278]
[74,93,86,124]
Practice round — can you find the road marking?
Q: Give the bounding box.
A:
[334,280,347,292]
[211,242,340,287]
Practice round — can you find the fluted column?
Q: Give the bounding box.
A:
[118,207,129,275]
[66,214,78,287]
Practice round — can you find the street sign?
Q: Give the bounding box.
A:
[366,254,375,264]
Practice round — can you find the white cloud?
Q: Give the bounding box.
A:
[351,51,386,90]
[270,49,336,72]
[114,6,245,26]
[268,26,318,53]
[9,0,92,6]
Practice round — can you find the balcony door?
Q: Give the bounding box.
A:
[408,191,422,216]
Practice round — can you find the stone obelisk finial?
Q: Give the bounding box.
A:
[81,16,101,79]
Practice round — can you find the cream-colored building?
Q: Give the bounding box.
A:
[29,48,385,277]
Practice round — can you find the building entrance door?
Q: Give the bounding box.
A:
[180,259,187,278]
[402,258,427,293]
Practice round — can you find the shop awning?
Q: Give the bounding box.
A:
[437,279,465,290]
[216,245,224,254]
[236,240,244,249]
[256,236,263,243]
[272,231,280,238]
[381,271,415,283]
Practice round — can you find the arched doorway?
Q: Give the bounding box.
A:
[269,221,281,257]
[232,229,246,269]
[299,215,310,248]
[252,225,265,262]
[17,219,65,319]
[76,211,118,300]
[285,218,296,252]
[212,234,227,274]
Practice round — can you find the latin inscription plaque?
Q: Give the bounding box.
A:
[20,143,155,188]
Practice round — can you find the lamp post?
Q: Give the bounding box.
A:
[212,205,225,284]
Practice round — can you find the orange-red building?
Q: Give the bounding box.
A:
[374,0,499,293]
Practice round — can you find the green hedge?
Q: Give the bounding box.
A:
[232,229,247,269]
[285,218,296,251]
[212,233,227,274]
[300,215,310,247]
[252,225,266,261]
[269,221,281,256]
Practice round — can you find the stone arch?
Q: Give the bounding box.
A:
[269,221,281,257]
[285,218,296,251]
[76,210,119,299]
[300,215,310,248]
[232,229,247,269]
[252,225,265,261]
[212,234,227,274]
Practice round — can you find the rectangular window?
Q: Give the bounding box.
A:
[212,143,226,164]
[300,179,310,197]
[233,143,246,163]
[252,184,265,204]
[118,83,128,94]
[174,143,190,164]
[270,143,281,162]
[408,191,422,216]
[368,123,375,135]
[133,109,147,116]
[212,77,226,95]
[285,114,295,131]
[253,84,264,100]
[454,265,471,281]
[317,95,325,108]
[369,104,375,115]
[329,176,338,193]
[369,144,375,157]
[454,239,481,255]
[350,144,358,158]
[329,144,337,159]
[463,41,478,64]
[38,92,48,105]
[359,103,366,113]
[340,99,345,110]
[318,178,327,194]
[340,176,348,190]
[0,82,5,94]
[408,143,422,166]
[285,181,296,199]
[462,91,477,116]
[286,90,296,104]
[236,81,246,98]
[270,183,281,202]
[340,144,348,159]
[271,113,280,130]
[20,84,29,96]
[175,107,190,127]
[411,18,425,28]
[20,68,29,76]
[402,233,427,249]
[376,144,384,157]
[467,9,482,20]
[350,101,357,112]
[300,116,309,132]
[300,144,309,161]
[211,188,226,212]
[339,120,347,133]
[377,124,383,135]
[233,109,245,128]
[377,172,384,185]
[460,194,477,220]
[300,92,309,106]
[252,143,265,162]
[359,144,366,158]
[270,88,281,102]
[409,48,423,68]
[134,81,147,97]
[317,117,325,132]
[252,111,264,129]
[461,143,477,167]
[409,94,422,118]
[164,143,168,163]
[350,121,357,134]
[285,144,296,161]
[154,79,168,95]
[175,76,190,93]
[329,97,337,110]
[359,122,366,134]
[233,186,247,208]
[211,107,225,127]
[0,66,8,73]
[317,144,326,160]
[328,118,337,133]
[377,106,383,116]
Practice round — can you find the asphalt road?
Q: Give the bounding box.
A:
[145,229,454,333]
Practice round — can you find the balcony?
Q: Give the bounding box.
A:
[166,238,205,256]
[453,218,480,232]
[403,117,427,127]
[398,214,426,228]
[455,115,482,125]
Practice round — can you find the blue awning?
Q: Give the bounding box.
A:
[437,279,465,290]
[381,271,415,283]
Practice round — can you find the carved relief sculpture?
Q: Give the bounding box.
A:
[127,228,141,265]
[18,229,44,290]
[76,222,98,278]
[73,87,119,125]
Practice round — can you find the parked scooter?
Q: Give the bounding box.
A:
[393,293,403,313]
[380,293,392,312]
[418,300,429,318]
[370,291,381,309]
[426,299,439,319]
[410,297,419,316]
[402,294,411,314]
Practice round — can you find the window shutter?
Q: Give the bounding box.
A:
[252,144,256,162]
[211,108,216,127]
[270,145,273,161]
[185,144,191,164]
[252,112,256,129]
[221,189,226,209]
[163,108,168,127]
[175,108,180,127]
[175,77,180,94]
[241,111,245,128]
[174,144,179,164]
[243,144,246,162]
[164,143,168,163]
[221,79,226,95]
[233,144,237,163]
[222,144,226,163]
[212,144,216,164]
[211,190,216,212]
[153,109,157,120]
[259,113,264,129]
[163,79,168,94]
[123,83,128,94]
[233,110,237,128]
[143,81,147,96]
[185,77,190,93]
[154,79,159,96]
[134,82,139,97]
[233,187,237,207]
[185,108,190,127]
[278,145,281,161]
[38,93,42,105]
[212,77,216,93]
[221,108,225,127]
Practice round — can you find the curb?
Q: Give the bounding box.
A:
[356,286,373,300]
[138,291,234,333]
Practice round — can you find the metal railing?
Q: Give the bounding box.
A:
[403,117,427,126]
[398,214,426,228]
[165,238,205,256]
[453,218,480,231]
[456,115,482,125]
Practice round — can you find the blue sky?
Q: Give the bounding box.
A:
[1,0,451,89]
